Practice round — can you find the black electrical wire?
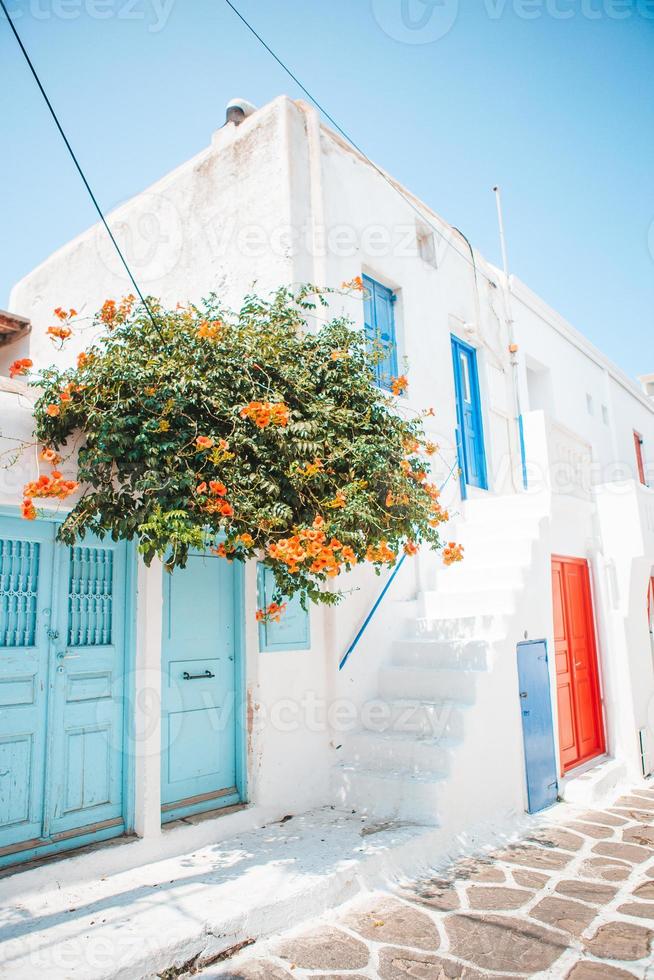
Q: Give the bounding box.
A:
[0,0,165,341]
[222,0,497,287]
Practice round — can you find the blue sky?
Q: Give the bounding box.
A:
[1,0,652,379]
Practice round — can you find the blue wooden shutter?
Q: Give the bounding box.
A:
[363,275,398,389]
[257,564,310,652]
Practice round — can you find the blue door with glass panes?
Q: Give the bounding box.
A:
[363,275,398,388]
[161,551,240,822]
[451,335,487,490]
[0,515,129,866]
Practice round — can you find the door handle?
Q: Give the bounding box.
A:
[56,652,80,661]
[182,670,215,681]
[519,691,528,699]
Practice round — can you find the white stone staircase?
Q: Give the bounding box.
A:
[333,493,547,826]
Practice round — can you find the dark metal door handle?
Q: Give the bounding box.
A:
[182,669,215,680]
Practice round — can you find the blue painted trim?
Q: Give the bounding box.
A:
[122,542,138,834]
[339,555,407,671]
[518,413,529,490]
[454,426,467,502]
[233,562,248,805]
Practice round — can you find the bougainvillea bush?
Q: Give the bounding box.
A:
[18,285,455,610]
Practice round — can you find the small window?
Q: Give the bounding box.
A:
[362,275,398,390]
[416,222,437,268]
[601,404,609,425]
[257,564,310,652]
[586,393,594,416]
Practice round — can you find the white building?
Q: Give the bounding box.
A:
[1,95,653,881]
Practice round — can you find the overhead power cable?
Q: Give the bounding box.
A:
[0,0,164,341]
[223,0,497,288]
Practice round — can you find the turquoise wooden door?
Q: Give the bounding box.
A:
[451,335,488,490]
[45,535,128,838]
[0,518,55,852]
[0,516,129,866]
[161,551,240,822]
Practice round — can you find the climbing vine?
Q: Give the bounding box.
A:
[15,284,458,608]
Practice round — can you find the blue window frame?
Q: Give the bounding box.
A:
[363,275,398,389]
[257,564,310,652]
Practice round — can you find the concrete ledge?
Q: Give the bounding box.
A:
[0,804,538,980]
[559,756,629,806]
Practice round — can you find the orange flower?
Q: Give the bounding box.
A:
[209,481,227,497]
[196,436,214,450]
[391,375,408,397]
[365,539,397,565]
[237,533,254,548]
[256,601,287,624]
[46,325,72,344]
[197,319,224,340]
[328,490,346,509]
[330,349,348,361]
[23,472,78,501]
[9,357,32,379]
[46,404,60,417]
[196,482,208,495]
[341,545,357,565]
[240,400,289,429]
[100,299,117,325]
[340,276,365,292]
[21,498,36,520]
[77,352,90,369]
[425,441,439,455]
[403,540,419,556]
[40,447,61,465]
[54,306,76,321]
[443,542,464,566]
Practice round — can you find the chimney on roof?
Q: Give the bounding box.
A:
[225,98,257,127]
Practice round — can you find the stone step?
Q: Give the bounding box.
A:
[332,763,443,824]
[454,537,534,567]
[413,613,509,643]
[463,494,544,521]
[378,665,477,704]
[339,729,456,775]
[420,588,516,619]
[361,698,467,740]
[434,563,525,593]
[392,637,490,671]
[455,517,539,543]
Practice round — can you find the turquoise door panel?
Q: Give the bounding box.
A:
[451,336,487,490]
[161,552,239,819]
[0,516,129,865]
[45,536,127,837]
[257,564,310,652]
[0,518,54,850]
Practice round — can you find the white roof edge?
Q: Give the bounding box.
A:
[507,272,654,414]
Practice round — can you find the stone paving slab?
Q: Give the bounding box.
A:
[207,784,654,980]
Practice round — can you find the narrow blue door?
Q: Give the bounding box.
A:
[0,517,129,866]
[161,551,240,822]
[451,336,487,490]
[517,640,558,813]
[0,518,55,852]
[46,535,128,838]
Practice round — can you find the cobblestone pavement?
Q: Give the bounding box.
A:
[207,787,654,979]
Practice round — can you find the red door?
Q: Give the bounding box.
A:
[552,557,605,774]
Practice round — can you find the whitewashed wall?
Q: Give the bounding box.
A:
[2,95,654,845]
